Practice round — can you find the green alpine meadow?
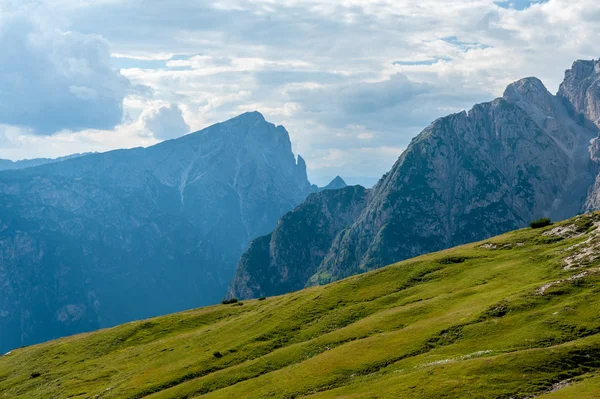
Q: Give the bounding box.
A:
[3,212,600,398]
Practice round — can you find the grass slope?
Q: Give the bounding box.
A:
[3,213,600,398]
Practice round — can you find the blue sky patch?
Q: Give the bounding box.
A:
[495,0,548,10]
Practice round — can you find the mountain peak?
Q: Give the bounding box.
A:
[233,111,266,123]
[566,59,598,80]
[297,154,306,166]
[322,176,347,191]
[230,57,600,324]
[503,77,550,102]
[559,58,600,127]
[0,111,316,353]
[296,154,309,181]
[502,77,555,117]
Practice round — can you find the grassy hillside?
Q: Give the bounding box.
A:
[3,213,600,398]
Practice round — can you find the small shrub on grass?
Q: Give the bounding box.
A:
[258,297,267,301]
[530,218,551,229]
[213,351,223,358]
[221,298,238,305]
[29,372,41,379]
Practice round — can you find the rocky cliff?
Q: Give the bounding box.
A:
[229,185,369,299]
[230,60,600,299]
[0,111,313,352]
[558,59,600,210]
[559,59,600,127]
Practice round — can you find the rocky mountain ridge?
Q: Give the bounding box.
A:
[0,111,314,353]
[0,153,91,171]
[229,59,600,299]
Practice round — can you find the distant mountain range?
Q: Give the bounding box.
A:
[229,58,600,299]
[0,153,91,171]
[0,111,321,353]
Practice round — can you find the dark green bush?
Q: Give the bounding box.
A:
[258,297,267,301]
[30,372,41,379]
[221,298,238,305]
[213,351,223,358]
[530,218,552,229]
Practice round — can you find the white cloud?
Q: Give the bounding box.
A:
[166,55,311,73]
[0,122,158,161]
[140,104,190,140]
[0,8,131,135]
[1,0,600,185]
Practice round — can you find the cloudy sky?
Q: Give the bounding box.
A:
[0,0,599,186]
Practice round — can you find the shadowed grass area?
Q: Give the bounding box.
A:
[3,213,600,398]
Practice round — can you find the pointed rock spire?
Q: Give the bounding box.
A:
[321,176,347,191]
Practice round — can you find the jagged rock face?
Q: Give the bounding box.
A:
[229,185,369,299]
[230,62,600,298]
[315,87,597,283]
[559,59,600,128]
[0,111,313,352]
[559,59,600,210]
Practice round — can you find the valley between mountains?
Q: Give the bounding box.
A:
[2,212,600,398]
